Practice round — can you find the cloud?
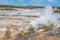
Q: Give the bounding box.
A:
[48,0,56,2]
[0,0,9,3]
[0,0,9,5]
[31,0,45,2]
[17,0,25,2]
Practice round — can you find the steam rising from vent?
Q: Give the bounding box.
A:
[30,5,59,27]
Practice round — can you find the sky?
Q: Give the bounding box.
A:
[0,0,60,6]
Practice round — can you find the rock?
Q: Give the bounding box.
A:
[45,27,60,37]
[45,30,54,36]
[53,27,60,37]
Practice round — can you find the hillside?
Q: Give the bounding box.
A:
[0,5,60,13]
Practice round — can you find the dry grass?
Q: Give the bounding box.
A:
[34,32,60,40]
[0,32,60,40]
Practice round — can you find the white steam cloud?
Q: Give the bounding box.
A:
[30,5,60,27]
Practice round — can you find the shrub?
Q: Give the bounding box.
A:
[43,23,55,31]
[54,9,60,13]
[3,27,11,40]
[15,27,35,40]
[28,27,35,34]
